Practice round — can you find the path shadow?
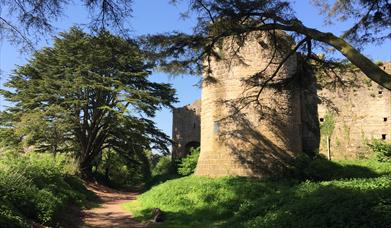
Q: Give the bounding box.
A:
[56,180,100,228]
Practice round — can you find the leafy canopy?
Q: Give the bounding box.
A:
[1,0,390,88]
[146,0,391,89]
[0,0,133,49]
[312,0,391,45]
[0,27,177,175]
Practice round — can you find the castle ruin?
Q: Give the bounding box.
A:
[317,63,391,159]
[172,32,391,177]
[172,100,201,160]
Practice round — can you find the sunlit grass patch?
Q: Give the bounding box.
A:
[123,159,391,227]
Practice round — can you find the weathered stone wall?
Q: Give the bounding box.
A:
[195,32,303,177]
[318,62,391,159]
[171,36,390,176]
[172,100,201,160]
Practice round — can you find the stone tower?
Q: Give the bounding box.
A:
[195,32,303,177]
[171,34,391,176]
[172,100,201,160]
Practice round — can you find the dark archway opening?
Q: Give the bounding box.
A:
[185,141,200,155]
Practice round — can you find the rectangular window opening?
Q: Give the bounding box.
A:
[384,117,388,122]
[214,121,220,133]
[382,134,387,140]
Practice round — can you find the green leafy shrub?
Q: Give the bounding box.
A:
[0,152,91,227]
[93,149,152,188]
[0,167,37,227]
[146,155,180,187]
[178,147,200,176]
[368,139,391,162]
[34,189,62,223]
[152,156,173,177]
[0,205,29,228]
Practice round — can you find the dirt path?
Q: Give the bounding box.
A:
[78,183,151,228]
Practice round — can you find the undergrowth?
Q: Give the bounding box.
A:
[0,152,93,227]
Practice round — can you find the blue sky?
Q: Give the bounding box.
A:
[0,0,390,141]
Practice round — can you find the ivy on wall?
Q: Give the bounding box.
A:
[320,112,335,137]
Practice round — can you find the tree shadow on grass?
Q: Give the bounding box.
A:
[132,175,391,227]
[295,157,391,181]
[222,178,391,228]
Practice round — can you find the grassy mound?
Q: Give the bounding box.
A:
[0,152,93,227]
[124,159,391,227]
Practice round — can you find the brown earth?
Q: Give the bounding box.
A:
[63,183,153,228]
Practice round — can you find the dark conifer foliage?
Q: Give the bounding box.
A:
[146,0,391,89]
[0,0,132,49]
[0,27,177,176]
[312,0,391,45]
[1,0,389,88]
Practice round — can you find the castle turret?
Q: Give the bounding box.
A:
[195,32,302,177]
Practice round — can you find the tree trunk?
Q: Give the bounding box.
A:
[79,147,107,180]
[79,156,93,179]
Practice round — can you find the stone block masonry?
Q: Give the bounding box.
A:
[196,32,302,177]
[172,100,201,160]
[318,62,391,159]
[172,31,391,177]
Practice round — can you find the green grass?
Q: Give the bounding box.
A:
[123,159,391,227]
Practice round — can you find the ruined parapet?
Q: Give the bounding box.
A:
[172,100,201,160]
[196,32,303,177]
[318,62,391,159]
